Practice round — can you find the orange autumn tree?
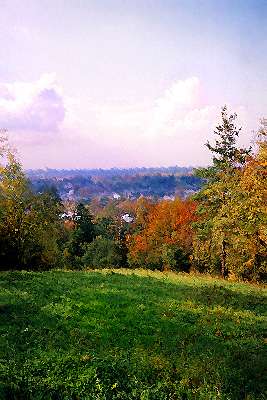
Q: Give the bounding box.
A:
[127,198,197,271]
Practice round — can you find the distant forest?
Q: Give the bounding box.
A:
[27,166,203,201]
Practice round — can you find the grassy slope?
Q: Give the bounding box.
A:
[0,269,266,400]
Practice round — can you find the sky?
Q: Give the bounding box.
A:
[0,0,266,169]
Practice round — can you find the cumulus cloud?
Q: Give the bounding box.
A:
[81,76,253,167]
[147,77,211,138]
[93,76,218,142]
[0,74,65,133]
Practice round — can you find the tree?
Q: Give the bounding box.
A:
[220,120,267,280]
[63,203,96,266]
[127,198,196,271]
[192,106,261,279]
[82,237,124,269]
[0,135,63,270]
[193,107,250,277]
[205,105,251,173]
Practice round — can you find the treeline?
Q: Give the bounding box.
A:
[29,169,203,201]
[0,107,266,281]
[27,166,193,179]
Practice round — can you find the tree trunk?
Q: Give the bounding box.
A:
[221,239,228,278]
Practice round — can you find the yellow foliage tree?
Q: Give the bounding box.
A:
[0,134,62,270]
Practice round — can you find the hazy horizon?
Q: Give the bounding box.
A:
[1,0,266,169]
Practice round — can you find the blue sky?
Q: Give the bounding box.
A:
[0,0,266,168]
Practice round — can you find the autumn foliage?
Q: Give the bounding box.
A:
[127,198,197,271]
[192,110,267,280]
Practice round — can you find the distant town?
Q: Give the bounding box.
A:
[27,166,203,202]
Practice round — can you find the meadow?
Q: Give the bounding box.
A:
[0,269,266,400]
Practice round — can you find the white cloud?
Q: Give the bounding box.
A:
[90,76,218,142]
[0,74,65,133]
[148,77,200,133]
[147,77,207,138]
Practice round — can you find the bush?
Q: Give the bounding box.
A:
[82,236,124,268]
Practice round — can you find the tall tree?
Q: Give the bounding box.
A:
[222,120,267,280]
[193,106,251,277]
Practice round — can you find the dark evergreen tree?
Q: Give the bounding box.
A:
[65,203,96,261]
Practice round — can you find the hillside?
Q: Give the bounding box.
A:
[0,270,266,399]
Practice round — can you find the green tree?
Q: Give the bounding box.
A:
[94,216,118,240]
[82,236,123,268]
[64,203,95,266]
[221,121,267,280]
[0,135,63,270]
[193,106,251,277]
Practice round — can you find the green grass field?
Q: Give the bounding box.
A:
[0,269,266,400]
